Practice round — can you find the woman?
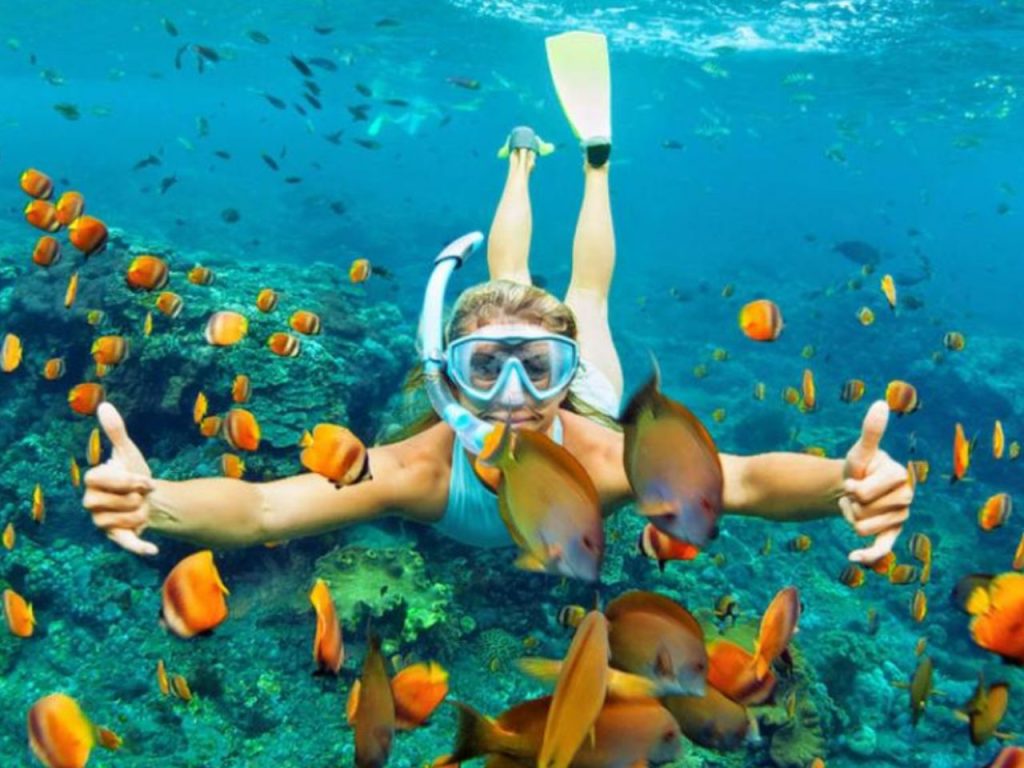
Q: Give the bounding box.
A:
[83,130,913,565]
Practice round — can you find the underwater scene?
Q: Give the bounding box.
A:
[2,0,1024,766]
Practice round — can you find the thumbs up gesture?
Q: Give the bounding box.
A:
[82,402,159,556]
[840,401,913,564]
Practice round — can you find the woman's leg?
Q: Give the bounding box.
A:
[487,149,535,285]
[564,162,622,399]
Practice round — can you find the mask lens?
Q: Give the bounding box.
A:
[448,333,578,404]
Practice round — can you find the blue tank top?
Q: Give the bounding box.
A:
[434,417,565,549]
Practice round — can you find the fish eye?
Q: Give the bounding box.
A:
[581,535,595,551]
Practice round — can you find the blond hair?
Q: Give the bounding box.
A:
[379,280,617,443]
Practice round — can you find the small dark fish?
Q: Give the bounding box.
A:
[803,233,817,243]
[997,201,1011,215]
[54,103,80,120]
[161,17,179,37]
[439,114,452,127]
[447,76,480,90]
[261,153,279,171]
[375,18,400,27]
[348,105,370,121]
[662,139,684,150]
[355,83,373,98]
[279,145,287,159]
[132,154,162,170]
[194,45,221,63]
[197,55,205,75]
[354,139,381,150]
[247,30,271,45]
[308,57,338,72]
[221,208,240,223]
[214,150,231,160]
[263,93,287,110]
[907,227,921,237]
[196,116,209,137]
[284,176,302,184]
[833,240,881,266]
[902,295,924,310]
[313,25,334,35]
[288,54,313,77]
[174,44,188,70]
[159,175,178,194]
[293,103,308,116]
[371,265,393,279]
[304,93,322,110]
[304,79,321,95]
[329,201,346,215]
[384,98,408,107]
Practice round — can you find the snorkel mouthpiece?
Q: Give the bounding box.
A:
[418,232,494,455]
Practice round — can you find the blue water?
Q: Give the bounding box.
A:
[2,1,1024,766]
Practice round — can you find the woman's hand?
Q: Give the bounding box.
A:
[840,401,914,564]
[82,402,159,556]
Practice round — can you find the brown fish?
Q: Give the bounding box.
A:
[661,686,756,752]
[753,586,801,680]
[909,655,933,725]
[354,634,395,768]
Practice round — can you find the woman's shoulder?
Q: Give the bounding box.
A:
[559,408,623,463]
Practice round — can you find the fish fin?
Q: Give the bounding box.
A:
[27,603,35,626]
[448,701,509,762]
[96,726,122,750]
[514,657,561,685]
[966,586,991,616]
[995,730,1017,741]
[607,668,658,699]
[754,655,770,682]
[514,552,548,572]
[952,710,969,723]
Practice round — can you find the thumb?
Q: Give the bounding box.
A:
[97,402,150,474]
[845,400,890,480]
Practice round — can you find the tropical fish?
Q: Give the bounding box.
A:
[231,374,250,403]
[788,534,811,552]
[205,310,248,346]
[199,416,222,438]
[171,674,192,701]
[909,655,934,725]
[889,564,920,584]
[32,235,61,266]
[952,422,971,482]
[964,573,1024,664]
[91,335,129,366]
[86,427,102,466]
[85,309,105,326]
[840,379,865,403]
[478,423,604,581]
[714,595,739,624]
[834,240,881,266]
[156,660,169,695]
[155,291,184,318]
[605,591,707,697]
[985,746,1024,767]
[738,299,783,341]
[255,288,279,312]
[354,634,395,768]
[1014,533,1024,571]
[885,380,919,415]
[753,586,800,681]
[801,369,816,412]
[309,578,343,675]
[300,424,370,487]
[2,522,14,550]
[4,588,35,637]
[880,274,897,309]
[557,605,586,629]
[221,453,244,479]
[661,686,757,752]
[2,333,22,373]
[187,266,214,285]
[31,483,45,523]
[64,271,79,309]
[289,310,322,335]
[54,190,84,225]
[840,564,865,588]
[143,312,153,337]
[621,366,723,548]
[68,382,104,415]
[28,693,121,768]
[67,215,108,256]
[24,199,60,231]
[637,523,699,570]
[911,589,927,622]
[979,493,1012,531]
[193,391,208,424]
[908,460,930,487]
[752,381,766,401]
[348,661,449,730]
[223,408,260,452]
[20,168,53,198]
[994,420,1005,459]
[857,306,875,326]
[959,673,1011,746]
[267,332,301,357]
[706,638,776,705]
[160,550,229,638]
[944,331,966,351]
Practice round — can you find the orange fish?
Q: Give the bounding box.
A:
[199,415,222,438]
[2,522,14,550]
[638,523,699,570]
[221,453,244,479]
[32,483,45,523]
[961,674,1012,747]
[869,551,896,576]
[986,747,1024,767]
[388,662,449,729]
[68,215,108,256]
[309,578,344,675]
[193,391,208,424]
[2,333,23,373]
[738,299,783,341]
[857,306,875,326]
[300,423,370,486]
[267,331,301,357]
[788,534,811,552]
[966,572,1024,665]
[94,361,110,379]
[1014,533,1024,571]
[289,309,322,335]
[223,408,261,452]
[231,374,251,403]
[979,493,1012,532]
[161,550,230,638]
[885,380,919,415]
[156,659,170,696]
[143,311,153,337]
[889,564,920,584]
[85,309,104,326]
[25,199,61,231]
[64,271,79,309]
[32,235,61,267]
[839,564,865,588]
[20,168,53,199]
[840,379,865,403]
[944,331,966,351]
[205,311,248,346]
[911,589,927,622]
[171,674,193,702]
[908,460,929,487]
[349,258,371,283]
[68,382,104,415]
[91,335,129,366]
[752,586,800,681]
[255,288,279,312]
[881,273,896,310]
[4,588,35,637]
[993,420,1005,460]
[126,255,170,291]
[782,386,800,406]
[801,369,816,412]
[953,422,971,482]
[187,265,215,285]
[28,693,121,768]
[752,381,766,401]
[54,191,85,225]
[69,456,81,488]
[706,638,776,705]
[155,291,184,318]
[87,427,102,466]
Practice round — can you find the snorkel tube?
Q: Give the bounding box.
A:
[418,231,494,455]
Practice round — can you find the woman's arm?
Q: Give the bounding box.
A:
[720,452,844,522]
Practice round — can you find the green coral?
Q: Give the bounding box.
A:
[767,694,826,768]
[473,627,522,672]
[314,543,451,644]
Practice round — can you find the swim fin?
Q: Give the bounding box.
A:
[496,125,555,159]
[545,31,611,159]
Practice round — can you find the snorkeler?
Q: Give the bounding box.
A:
[83,31,912,566]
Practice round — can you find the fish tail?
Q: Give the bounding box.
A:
[514,657,561,684]
[608,668,658,699]
[477,421,513,468]
[449,701,504,761]
[753,653,770,682]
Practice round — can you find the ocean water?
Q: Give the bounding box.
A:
[1,1,1023,766]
